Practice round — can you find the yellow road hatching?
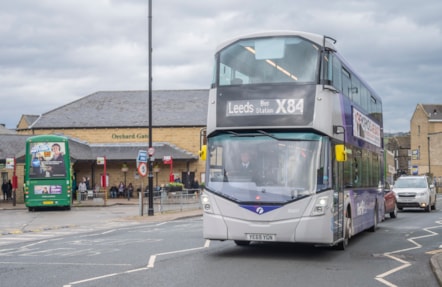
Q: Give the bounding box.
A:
[0,225,77,236]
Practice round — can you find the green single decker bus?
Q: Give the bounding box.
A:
[24,135,72,211]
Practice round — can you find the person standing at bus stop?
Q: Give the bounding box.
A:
[1,180,8,200]
[126,183,134,200]
[78,178,87,201]
[6,180,12,200]
[118,181,125,198]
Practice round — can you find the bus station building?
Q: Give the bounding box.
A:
[0,90,208,203]
[1,93,441,203]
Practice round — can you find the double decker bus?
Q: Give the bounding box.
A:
[200,31,384,249]
[24,135,72,211]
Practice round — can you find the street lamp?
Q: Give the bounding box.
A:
[121,163,129,187]
[427,136,431,176]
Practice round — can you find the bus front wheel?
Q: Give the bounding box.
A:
[336,212,351,250]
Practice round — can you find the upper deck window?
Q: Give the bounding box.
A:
[217,36,320,86]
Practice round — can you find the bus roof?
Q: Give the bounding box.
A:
[214,30,337,53]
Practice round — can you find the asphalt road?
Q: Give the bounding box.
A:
[0,202,441,287]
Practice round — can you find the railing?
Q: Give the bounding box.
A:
[73,189,202,214]
[141,189,202,213]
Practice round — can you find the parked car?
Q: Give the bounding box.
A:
[392,175,436,212]
[383,182,398,219]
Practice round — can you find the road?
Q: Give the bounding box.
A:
[0,201,441,287]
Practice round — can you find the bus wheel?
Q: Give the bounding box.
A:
[234,240,250,246]
[368,205,378,232]
[335,213,351,250]
[28,207,34,212]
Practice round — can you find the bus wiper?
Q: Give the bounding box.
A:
[257,130,318,142]
[227,130,318,142]
[227,131,265,137]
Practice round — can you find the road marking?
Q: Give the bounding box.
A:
[375,219,442,287]
[64,239,211,287]
[147,239,210,268]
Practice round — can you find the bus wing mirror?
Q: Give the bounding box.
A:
[199,145,207,160]
[335,144,347,162]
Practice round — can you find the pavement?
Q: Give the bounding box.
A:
[0,196,203,222]
[0,199,441,286]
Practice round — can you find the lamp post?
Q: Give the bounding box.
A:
[121,163,129,187]
[427,136,431,176]
[147,0,154,216]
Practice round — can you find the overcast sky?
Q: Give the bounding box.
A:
[1,0,441,133]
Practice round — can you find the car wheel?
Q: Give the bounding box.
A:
[425,199,431,212]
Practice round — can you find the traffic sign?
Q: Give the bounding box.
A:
[137,150,148,167]
[148,147,155,156]
[137,162,148,177]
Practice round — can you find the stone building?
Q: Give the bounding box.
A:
[385,134,411,180]
[1,90,208,203]
[410,104,442,185]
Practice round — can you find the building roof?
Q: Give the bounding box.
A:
[21,115,39,126]
[0,135,28,160]
[420,104,442,122]
[30,90,209,129]
[0,124,16,135]
[14,137,198,162]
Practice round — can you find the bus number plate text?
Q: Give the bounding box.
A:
[43,201,54,205]
[246,233,276,241]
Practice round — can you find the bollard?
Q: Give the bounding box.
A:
[139,191,143,216]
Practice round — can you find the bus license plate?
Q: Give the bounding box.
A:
[43,201,54,205]
[246,233,276,241]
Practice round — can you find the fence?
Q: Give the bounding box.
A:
[142,189,202,214]
[74,189,202,214]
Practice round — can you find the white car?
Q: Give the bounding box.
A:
[392,175,436,212]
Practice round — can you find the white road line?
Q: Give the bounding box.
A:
[65,239,211,286]
[147,239,210,268]
[375,219,442,287]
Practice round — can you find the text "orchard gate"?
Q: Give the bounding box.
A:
[112,133,148,140]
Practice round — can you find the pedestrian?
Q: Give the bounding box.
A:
[118,181,125,198]
[1,180,7,200]
[6,180,12,200]
[109,185,118,198]
[78,178,87,200]
[85,177,91,190]
[126,183,134,200]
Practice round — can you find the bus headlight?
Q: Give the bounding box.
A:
[201,193,212,213]
[311,196,329,216]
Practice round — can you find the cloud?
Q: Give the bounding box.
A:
[0,0,441,133]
